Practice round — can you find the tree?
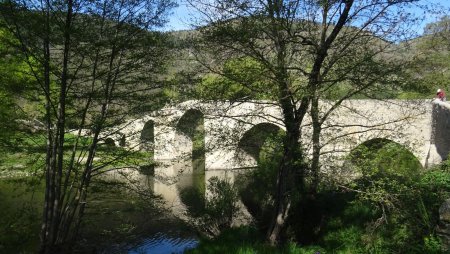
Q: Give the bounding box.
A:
[187,0,424,245]
[0,23,41,148]
[411,16,450,95]
[0,0,175,252]
[194,57,273,100]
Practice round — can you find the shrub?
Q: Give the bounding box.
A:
[182,176,240,237]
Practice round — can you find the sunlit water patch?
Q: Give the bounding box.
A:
[126,232,198,254]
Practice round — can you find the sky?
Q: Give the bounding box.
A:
[163,0,450,33]
[164,0,195,31]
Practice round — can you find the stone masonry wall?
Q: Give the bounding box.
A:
[431,100,450,162]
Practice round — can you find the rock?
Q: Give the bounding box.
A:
[437,199,450,251]
[440,199,450,222]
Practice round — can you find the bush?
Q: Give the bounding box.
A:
[182,176,240,237]
[204,177,240,232]
[342,142,450,252]
[236,131,284,231]
[190,140,450,253]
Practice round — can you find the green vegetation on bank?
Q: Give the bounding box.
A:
[187,226,325,254]
[0,132,154,179]
[189,139,450,254]
[189,169,450,253]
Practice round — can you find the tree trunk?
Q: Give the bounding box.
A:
[40,1,73,252]
[266,128,301,244]
[264,2,308,241]
[39,0,53,252]
[310,96,321,194]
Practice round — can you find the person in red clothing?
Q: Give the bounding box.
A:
[437,89,446,101]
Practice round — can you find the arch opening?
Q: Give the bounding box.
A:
[104,137,116,147]
[140,120,155,150]
[237,122,284,164]
[345,138,423,180]
[175,108,205,166]
[235,123,285,225]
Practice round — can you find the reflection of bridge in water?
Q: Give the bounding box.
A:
[104,99,450,208]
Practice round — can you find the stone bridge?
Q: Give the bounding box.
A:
[103,99,450,183]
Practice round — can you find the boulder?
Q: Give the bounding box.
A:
[440,199,450,222]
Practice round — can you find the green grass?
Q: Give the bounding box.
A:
[0,133,47,177]
[187,226,325,254]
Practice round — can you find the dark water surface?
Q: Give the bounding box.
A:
[0,176,199,254]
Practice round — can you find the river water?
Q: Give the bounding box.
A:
[0,148,250,254]
[0,171,202,253]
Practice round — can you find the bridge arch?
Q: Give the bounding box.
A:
[236,122,285,168]
[140,119,155,150]
[104,137,116,146]
[174,108,205,173]
[345,138,423,177]
[176,109,204,138]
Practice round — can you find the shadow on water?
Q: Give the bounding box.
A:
[0,175,199,254]
[76,174,200,254]
[177,156,206,218]
[0,178,43,253]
